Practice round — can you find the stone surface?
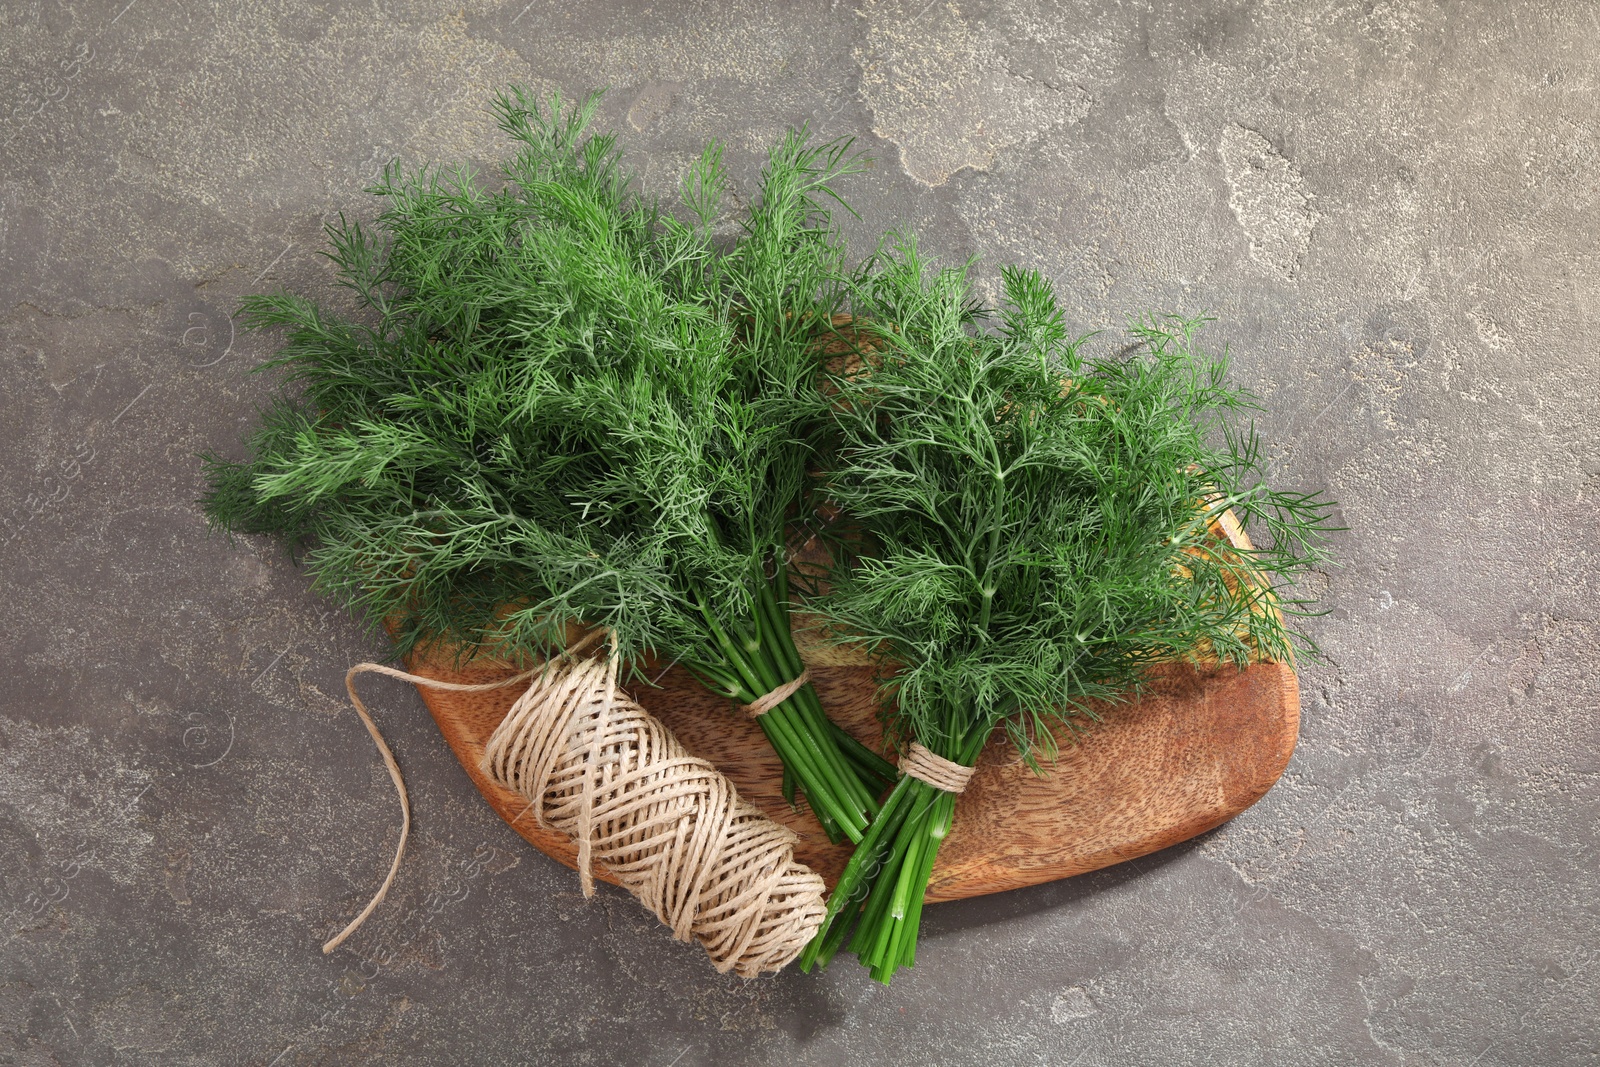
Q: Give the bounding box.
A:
[2,1,1596,1064]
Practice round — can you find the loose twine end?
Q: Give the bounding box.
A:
[321,661,541,955]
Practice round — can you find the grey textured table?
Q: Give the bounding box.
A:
[3,2,1596,1064]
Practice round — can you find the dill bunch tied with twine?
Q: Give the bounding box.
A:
[798,236,1337,981]
[202,88,892,843]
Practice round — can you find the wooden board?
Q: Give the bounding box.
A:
[404,510,1298,902]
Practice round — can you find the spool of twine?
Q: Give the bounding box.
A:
[479,639,827,977]
[324,633,826,977]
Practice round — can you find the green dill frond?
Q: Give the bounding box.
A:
[200,87,867,676]
[812,235,1336,766]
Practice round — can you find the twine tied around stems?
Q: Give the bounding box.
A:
[898,742,976,794]
[323,630,827,976]
[740,669,811,718]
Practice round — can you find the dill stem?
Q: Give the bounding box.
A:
[755,569,885,813]
[847,721,989,982]
[699,601,865,839]
[887,795,932,922]
[755,689,866,839]
[799,773,916,970]
[737,647,869,838]
[894,790,951,971]
[829,721,898,792]
[808,885,860,967]
[855,797,923,965]
[796,688,878,815]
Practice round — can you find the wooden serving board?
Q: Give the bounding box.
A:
[409,648,1296,902]
[403,513,1298,902]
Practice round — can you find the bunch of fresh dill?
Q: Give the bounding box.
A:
[202,88,893,842]
[797,237,1336,981]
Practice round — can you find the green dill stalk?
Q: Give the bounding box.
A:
[199,88,892,843]
[798,237,1336,981]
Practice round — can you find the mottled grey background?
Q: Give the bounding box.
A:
[3,1,1596,1064]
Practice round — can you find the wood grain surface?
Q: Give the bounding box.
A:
[402,515,1299,903]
